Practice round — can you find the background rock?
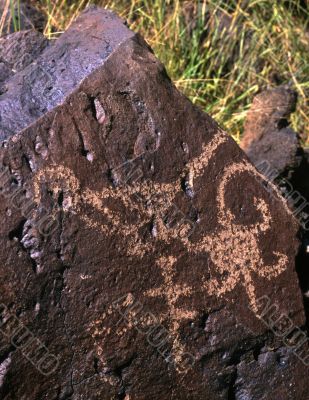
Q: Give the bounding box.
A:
[240,86,301,176]
[241,86,309,334]
[0,0,46,36]
[0,29,49,94]
[0,6,134,141]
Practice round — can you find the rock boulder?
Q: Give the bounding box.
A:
[0,7,308,399]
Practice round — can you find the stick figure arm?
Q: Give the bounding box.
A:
[257,252,288,279]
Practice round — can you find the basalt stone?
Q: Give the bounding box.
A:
[241,86,309,326]
[0,7,308,400]
[240,86,301,176]
[0,58,11,87]
[0,0,46,36]
[0,29,49,94]
[234,347,309,399]
[0,6,134,141]
[0,30,49,71]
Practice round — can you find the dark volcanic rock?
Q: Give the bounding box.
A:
[0,58,11,86]
[0,0,46,36]
[240,86,301,176]
[0,7,308,399]
[0,29,49,71]
[0,29,49,93]
[241,86,309,329]
[234,346,309,399]
[0,6,134,141]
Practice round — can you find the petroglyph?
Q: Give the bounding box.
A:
[32,130,290,372]
[184,161,288,313]
[33,130,229,258]
[145,256,197,369]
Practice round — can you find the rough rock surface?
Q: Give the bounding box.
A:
[0,29,49,93]
[240,86,301,176]
[0,0,46,36]
[0,7,308,400]
[0,7,134,141]
[241,86,309,335]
